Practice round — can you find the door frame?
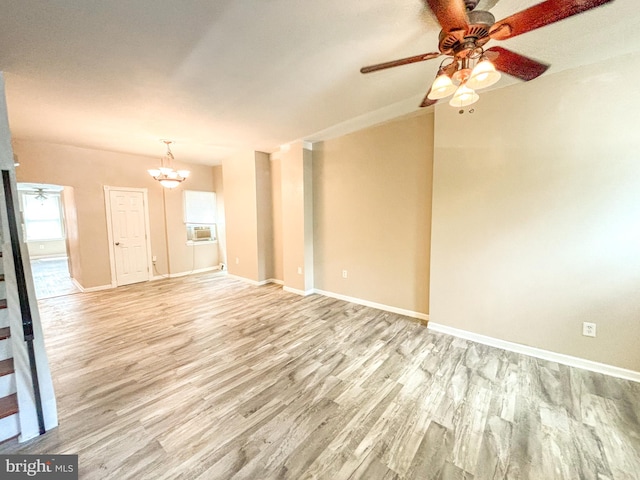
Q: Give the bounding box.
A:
[103,186,153,287]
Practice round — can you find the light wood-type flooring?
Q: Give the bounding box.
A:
[1,273,639,479]
[30,257,80,299]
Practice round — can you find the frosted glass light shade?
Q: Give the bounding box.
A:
[149,140,189,188]
[160,179,181,189]
[466,59,501,90]
[427,74,457,100]
[449,84,479,107]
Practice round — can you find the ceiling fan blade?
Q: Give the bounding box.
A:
[490,0,614,40]
[425,0,469,33]
[360,52,441,74]
[420,88,438,108]
[486,46,550,81]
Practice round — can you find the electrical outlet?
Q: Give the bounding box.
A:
[342,270,348,279]
[235,257,240,265]
[152,255,157,263]
[297,266,302,275]
[583,322,596,337]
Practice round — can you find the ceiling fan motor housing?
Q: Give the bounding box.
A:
[438,10,496,55]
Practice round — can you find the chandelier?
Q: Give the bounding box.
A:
[427,47,501,108]
[148,140,190,189]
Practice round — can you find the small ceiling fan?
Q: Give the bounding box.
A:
[360,0,614,108]
[34,188,48,201]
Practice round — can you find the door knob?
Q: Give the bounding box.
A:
[115,242,120,246]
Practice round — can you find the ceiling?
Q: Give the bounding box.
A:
[0,0,636,166]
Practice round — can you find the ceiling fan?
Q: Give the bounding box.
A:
[32,188,48,203]
[360,0,614,108]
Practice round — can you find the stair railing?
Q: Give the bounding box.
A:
[1,169,45,434]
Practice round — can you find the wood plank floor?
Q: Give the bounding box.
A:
[1,273,639,479]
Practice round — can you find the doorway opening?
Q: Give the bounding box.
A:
[17,182,80,299]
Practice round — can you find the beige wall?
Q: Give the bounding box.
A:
[280,143,314,292]
[61,187,82,283]
[13,139,218,288]
[270,157,283,281]
[222,150,260,281]
[313,111,433,314]
[212,165,227,268]
[255,152,274,281]
[430,52,640,371]
[0,74,11,170]
[162,183,219,276]
[279,142,314,292]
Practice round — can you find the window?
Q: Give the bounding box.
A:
[184,190,217,224]
[22,192,65,241]
[184,190,217,243]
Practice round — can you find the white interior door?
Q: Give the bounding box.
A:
[108,189,150,286]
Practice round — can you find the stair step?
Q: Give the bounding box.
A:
[0,327,8,341]
[0,274,4,281]
[0,299,6,310]
[0,358,14,377]
[0,393,18,420]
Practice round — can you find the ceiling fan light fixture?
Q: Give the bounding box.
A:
[449,84,479,108]
[358,0,609,109]
[428,73,457,100]
[466,58,501,90]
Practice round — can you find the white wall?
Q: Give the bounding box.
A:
[27,240,66,258]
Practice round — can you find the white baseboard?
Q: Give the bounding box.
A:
[83,284,113,293]
[226,274,264,286]
[226,274,287,287]
[168,266,221,278]
[428,322,640,383]
[283,286,314,296]
[313,289,429,322]
[71,279,112,293]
